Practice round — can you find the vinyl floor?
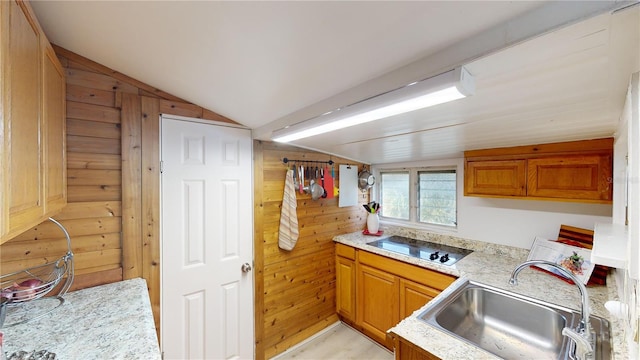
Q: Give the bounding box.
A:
[272,323,394,360]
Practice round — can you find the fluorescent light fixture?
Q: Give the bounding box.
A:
[272,66,475,143]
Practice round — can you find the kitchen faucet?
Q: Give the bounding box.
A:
[509,260,594,360]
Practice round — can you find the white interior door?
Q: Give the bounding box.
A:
[160,115,254,359]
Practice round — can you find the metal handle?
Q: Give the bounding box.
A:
[241,263,252,273]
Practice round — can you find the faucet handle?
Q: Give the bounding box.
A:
[562,327,593,360]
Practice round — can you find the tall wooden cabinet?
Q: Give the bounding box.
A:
[1,0,66,244]
[464,138,613,203]
[335,243,456,350]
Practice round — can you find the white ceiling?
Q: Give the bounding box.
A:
[31,1,639,164]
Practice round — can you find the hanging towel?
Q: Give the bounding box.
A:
[279,169,300,251]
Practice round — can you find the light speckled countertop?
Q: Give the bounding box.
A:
[334,230,627,359]
[1,278,161,359]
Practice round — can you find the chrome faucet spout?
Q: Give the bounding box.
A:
[509,260,591,340]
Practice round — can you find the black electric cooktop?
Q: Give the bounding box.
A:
[366,235,472,266]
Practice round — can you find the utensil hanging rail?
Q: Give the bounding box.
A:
[282,157,334,165]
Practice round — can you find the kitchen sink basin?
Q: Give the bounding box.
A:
[418,279,610,360]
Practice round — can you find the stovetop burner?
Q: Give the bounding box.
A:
[366,236,472,266]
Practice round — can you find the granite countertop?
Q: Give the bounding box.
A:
[1,278,161,359]
[334,230,627,359]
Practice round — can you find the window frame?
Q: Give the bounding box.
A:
[373,161,460,231]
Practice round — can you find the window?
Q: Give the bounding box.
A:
[418,170,456,226]
[379,168,457,227]
[380,172,410,220]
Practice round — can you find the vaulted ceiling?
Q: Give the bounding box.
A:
[31,1,639,164]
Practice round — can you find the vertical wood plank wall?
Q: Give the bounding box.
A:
[254,141,367,359]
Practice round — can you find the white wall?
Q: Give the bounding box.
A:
[458,192,612,249]
[373,158,612,250]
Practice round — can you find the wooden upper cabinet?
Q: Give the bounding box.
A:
[2,0,43,239]
[42,43,67,214]
[1,0,66,244]
[527,154,612,201]
[345,247,455,349]
[465,159,526,196]
[464,138,613,204]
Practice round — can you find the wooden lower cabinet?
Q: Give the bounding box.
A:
[393,336,440,360]
[335,243,456,351]
[336,256,356,322]
[357,263,399,348]
[399,278,440,319]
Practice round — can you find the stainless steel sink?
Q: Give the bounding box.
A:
[418,279,610,359]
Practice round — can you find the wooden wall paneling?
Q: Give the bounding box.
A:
[11,217,122,241]
[0,232,120,263]
[65,67,139,94]
[66,84,116,107]
[70,267,123,290]
[263,297,337,344]
[141,96,161,333]
[67,169,121,186]
[253,140,267,360]
[66,58,100,73]
[159,99,203,119]
[67,101,120,124]
[67,185,121,202]
[120,93,143,280]
[66,118,120,139]
[137,89,162,99]
[56,54,68,68]
[66,135,121,155]
[2,215,122,277]
[53,201,122,220]
[73,248,122,269]
[67,153,121,170]
[254,140,367,359]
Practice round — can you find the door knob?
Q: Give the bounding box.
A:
[241,263,252,273]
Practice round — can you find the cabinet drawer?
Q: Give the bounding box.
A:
[336,243,356,260]
[358,250,455,291]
